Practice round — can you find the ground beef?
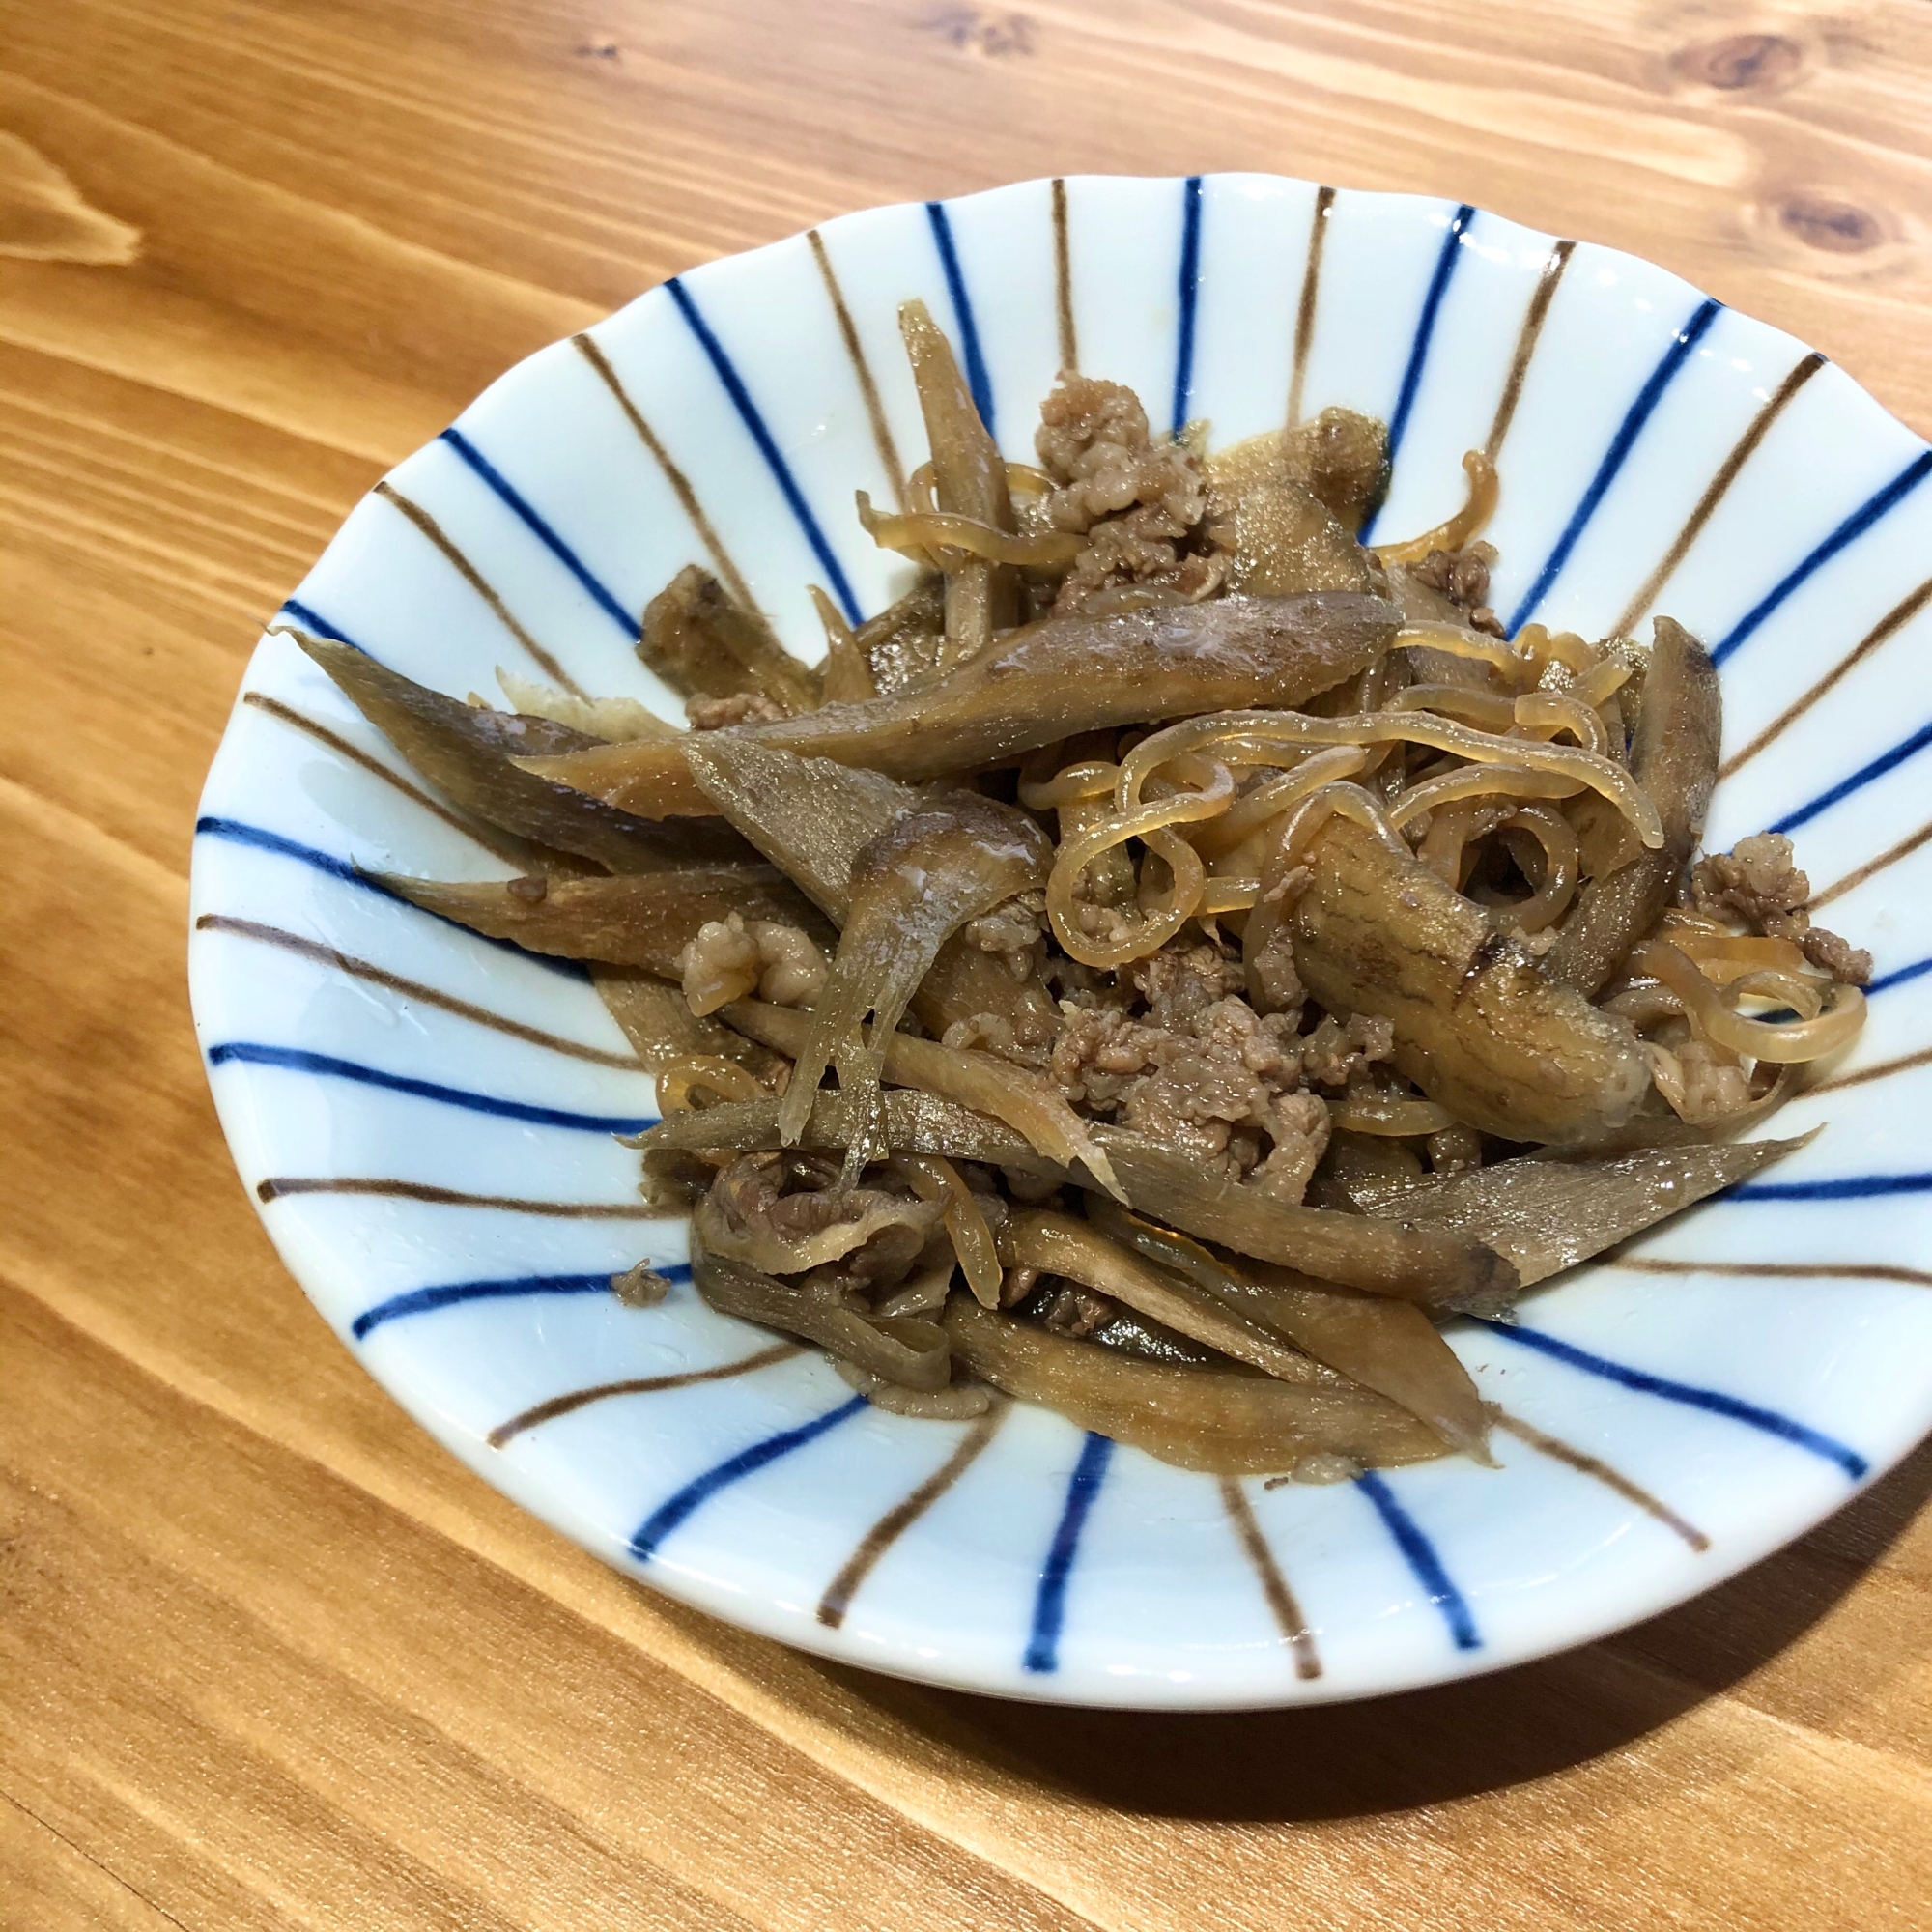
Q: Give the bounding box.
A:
[1048,941,1340,1194]
[1037,376,1192,530]
[687,691,787,730]
[1797,925,1872,984]
[708,1152,933,1288]
[678,914,760,1011]
[1297,1013,1396,1090]
[938,1010,1048,1067]
[611,1260,673,1307]
[1692,832,1809,927]
[1406,542,1502,637]
[1131,941,1247,1029]
[1055,526,1224,613]
[1248,1093,1331,1204]
[1426,1124,1484,1176]
[1048,1006,1151,1111]
[1041,1283,1114,1339]
[1691,833,1871,984]
[1244,920,1305,1015]
[1035,375,1221,614]
[1117,1012,1305,1170]
[962,893,1046,979]
[1050,995,1308,1172]
[1042,952,1132,1011]
[1069,903,1137,950]
[1061,827,1138,915]
[678,913,828,1012]
[750,921,829,1006]
[713,1151,848,1239]
[1653,1041,1755,1123]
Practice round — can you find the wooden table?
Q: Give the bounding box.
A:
[5,3,1930,1925]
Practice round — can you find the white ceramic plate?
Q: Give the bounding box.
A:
[189,174,1932,1709]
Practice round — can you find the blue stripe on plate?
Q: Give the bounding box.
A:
[923,200,995,436]
[1867,955,1932,997]
[1169,175,1204,437]
[439,427,637,639]
[206,1041,654,1135]
[1023,1431,1113,1674]
[1734,1172,1932,1205]
[351,1264,693,1340]
[196,816,368,891]
[1354,1469,1480,1650]
[191,817,589,980]
[1358,203,1475,544]
[1768,714,1932,836]
[1506,298,1723,634]
[1712,449,1932,668]
[1473,1320,1867,1478]
[665,276,863,626]
[277,598,358,645]
[628,1394,870,1563]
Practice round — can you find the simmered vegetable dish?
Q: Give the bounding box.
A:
[292,300,1871,1480]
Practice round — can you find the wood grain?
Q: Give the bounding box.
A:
[2,2,1928,1925]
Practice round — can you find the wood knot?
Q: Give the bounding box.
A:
[0,131,141,265]
[919,6,1035,57]
[1776,191,1886,255]
[1671,31,1804,92]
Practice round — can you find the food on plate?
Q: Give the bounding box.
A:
[291,298,1867,1480]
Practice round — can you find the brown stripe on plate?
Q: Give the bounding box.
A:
[816,1402,1009,1630]
[195,915,645,1070]
[257,1177,664,1217]
[1219,1478,1321,1680]
[1610,1256,1932,1288]
[373,479,583,696]
[808,228,910,510]
[1611,351,1827,640]
[1810,1044,1932,1095]
[1051,177,1078,374]
[1807,813,1932,912]
[1489,1406,1709,1551]
[1285,185,1335,429]
[1484,238,1575,463]
[487,1344,804,1448]
[1720,572,1932,781]
[241,689,531,866]
[572,332,761,615]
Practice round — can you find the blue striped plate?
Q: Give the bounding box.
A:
[190,174,1932,1708]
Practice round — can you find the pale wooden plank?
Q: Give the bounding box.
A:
[0,1794,185,1932]
[3,0,1928,433]
[0,344,361,869]
[0,1284,1096,1932]
[3,1,1930,1925]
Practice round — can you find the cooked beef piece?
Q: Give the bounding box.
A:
[1035,375,1221,614]
[1692,832,1871,985]
[1406,541,1502,636]
[1041,1283,1115,1339]
[1046,939,1359,1199]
